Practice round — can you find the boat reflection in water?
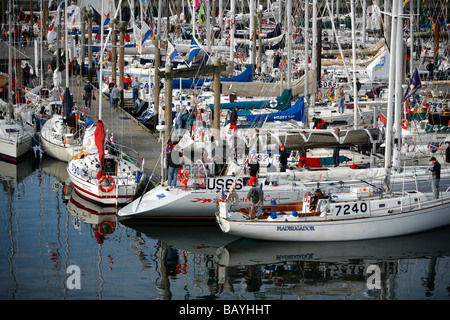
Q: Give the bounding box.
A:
[67,191,118,244]
[213,227,450,299]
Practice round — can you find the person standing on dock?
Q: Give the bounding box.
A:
[109,79,116,108]
[83,81,94,109]
[111,85,120,110]
[132,77,140,104]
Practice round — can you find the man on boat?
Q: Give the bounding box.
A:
[247,151,260,186]
[310,189,328,212]
[429,157,441,199]
[279,145,288,172]
[247,180,264,219]
[167,148,184,189]
[336,85,345,114]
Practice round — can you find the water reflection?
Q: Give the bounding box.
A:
[214,227,450,299]
[1,157,449,300]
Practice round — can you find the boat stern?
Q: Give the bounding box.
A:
[216,201,232,233]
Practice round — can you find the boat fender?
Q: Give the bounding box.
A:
[401,118,409,130]
[178,168,189,185]
[135,170,142,183]
[270,211,277,219]
[98,175,115,193]
[292,210,298,217]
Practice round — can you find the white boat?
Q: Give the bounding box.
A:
[67,120,146,207]
[67,4,146,207]
[0,104,35,163]
[216,184,450,242]
[117,159,448,220]
[118,178,305,220]
[215,0,450,241]
[39,114,84,162]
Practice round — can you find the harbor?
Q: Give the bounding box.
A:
[1,0,450,302]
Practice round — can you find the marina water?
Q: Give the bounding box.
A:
[1,156,450,300]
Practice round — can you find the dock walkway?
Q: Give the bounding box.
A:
[22,46,164,181]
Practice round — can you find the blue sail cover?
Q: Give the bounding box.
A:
[246,96,304,123]
[172,64,253,89]
[211,89,292,111]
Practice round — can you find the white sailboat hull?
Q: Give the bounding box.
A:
[216,193,450,242]
[0,136,33,162]
[118,183,304,220]
[40,134,82,162]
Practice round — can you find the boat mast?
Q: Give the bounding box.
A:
[40,2,44,87]
[383,0,399,194]
[392,0,403,170]
[7,0,12,108]
[350,0,358,129]
[64,0,69,88]
[286,0,292,89]
[99,0,105,120]
[311,0,318,111]
[230,0,235,64]
[304,0,309,127]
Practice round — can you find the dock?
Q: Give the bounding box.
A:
[22,45,164,181]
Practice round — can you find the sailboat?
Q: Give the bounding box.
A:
[0,104,35,163]
[0,1,35,163]
[215,0,450,242]
[39,88,84,162]
[67,0,146,206]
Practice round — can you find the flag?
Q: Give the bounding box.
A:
[95,120,106,165]
[219,188,227,202]
[421,48,428,65]
[402,68,422,102]
[198,4,205,25]
[110,132,114,144]
[47,1,63,42]
[195,0,201,11]
[138,21,153,54]
[166,41,178,64]
[188,36,201,67]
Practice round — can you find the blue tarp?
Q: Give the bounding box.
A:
[172,64,253,89]
[246,96,304,123]
[210,89,292,111]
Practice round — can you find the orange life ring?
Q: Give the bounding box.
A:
[178,168,189,185]
[98,175,115,193]
[401,118,409,129]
